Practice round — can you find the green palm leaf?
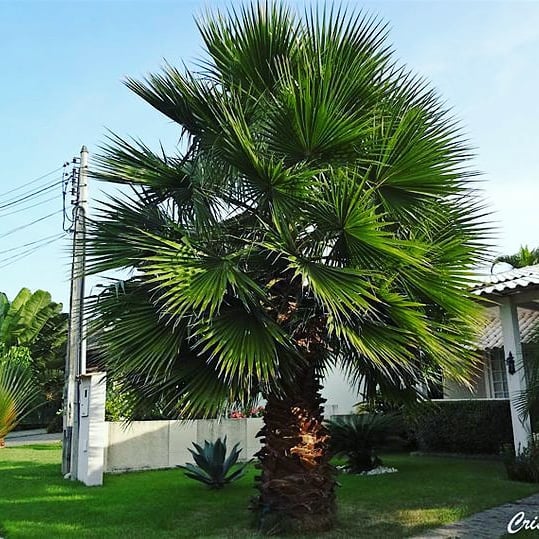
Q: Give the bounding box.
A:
[85,0,489,459]
[0,354,40,439]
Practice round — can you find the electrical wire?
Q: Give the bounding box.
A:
[0,159,80,269]
[0,193,59,218]
[62,168,76,232]
[0,236,64,265]
[0,233,64,255]
[0,178,63,210]
[0,166,64,200]
[0,234,66,269]
[0,209,63,240]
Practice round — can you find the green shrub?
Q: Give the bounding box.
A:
[408,399,513,454]
[327,413,399,472]
[105,381,186,421]
[105,382,134,422]
[503,440,539,482]
[46,411,63,433]
[179,437,249,489]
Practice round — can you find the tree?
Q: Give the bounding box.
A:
[85,3,488,532]
[0,288,64,348]
[492,245,539,271]
[0,347,40,446]
[0,289,67,425]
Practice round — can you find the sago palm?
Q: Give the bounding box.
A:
[85,3,488,532]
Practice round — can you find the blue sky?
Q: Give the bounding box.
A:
[0,0,538,308]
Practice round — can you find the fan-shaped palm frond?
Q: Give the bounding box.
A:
[0,353,40,441]
[85,2,490,532]
[492,245,539,272]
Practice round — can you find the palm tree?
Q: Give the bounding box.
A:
[0,348,40,446]
[492,245,539,272]
[85,3,488,532]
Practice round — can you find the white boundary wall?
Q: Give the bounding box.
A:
[104,418,264,473]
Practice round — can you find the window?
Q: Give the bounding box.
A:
[487,349,509,398]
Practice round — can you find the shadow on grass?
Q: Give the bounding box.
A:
[21,444,61,451]
[2,449,539,538]
[0,448,256,539]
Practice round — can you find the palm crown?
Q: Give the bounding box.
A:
[85,3,488,531]
[492,245,539,271]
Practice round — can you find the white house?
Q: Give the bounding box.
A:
[444,307,539,400]
[321,366,361,416]
[446,264,539,452]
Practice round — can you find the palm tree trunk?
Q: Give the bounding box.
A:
[253,366,336,534]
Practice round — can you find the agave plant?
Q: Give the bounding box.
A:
[327,413,399,473]
[0,350,40,446]
[179,437,249,489]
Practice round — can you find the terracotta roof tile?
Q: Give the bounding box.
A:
[479,309,539,349]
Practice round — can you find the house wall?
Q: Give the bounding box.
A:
[320,366,360,415]
[443,361,489,399]
[444,343,539,400]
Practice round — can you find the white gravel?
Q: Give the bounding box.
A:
[360,466,398,476]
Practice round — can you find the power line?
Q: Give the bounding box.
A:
[0,234,65,264]
[0,166,64,200]
[0,193,59,218]
[0,233,64,255]
[0,177,63,210]
[0,234,66,270]
[63,167,77,232]
[0,209,62,240]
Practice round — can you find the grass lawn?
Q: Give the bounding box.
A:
[2,444,539,538]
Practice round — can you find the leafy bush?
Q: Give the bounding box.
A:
[179,437,249,489]
[503,440,539,482]
[327,413,399,473]
[408,399,513,454]
[105,381,177,421]
[105,382,134,422]
[229,406,265,419]
[46,410,63,433]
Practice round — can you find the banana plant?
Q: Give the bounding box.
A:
[0,289,67,421]
[0,289,62,348]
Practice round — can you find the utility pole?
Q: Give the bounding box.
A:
[62,145,89,478]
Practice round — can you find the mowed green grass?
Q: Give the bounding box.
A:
[2,444,539,538]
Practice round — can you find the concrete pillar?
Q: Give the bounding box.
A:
[77,372,106,486]
[499,298,532,453]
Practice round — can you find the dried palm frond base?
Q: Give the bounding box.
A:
[252,373,336,534]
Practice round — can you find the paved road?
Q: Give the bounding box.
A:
[5,428,62,446]
[412,493,539,538]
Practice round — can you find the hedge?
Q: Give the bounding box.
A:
[408,399,513,455]
[18,401,60,431]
